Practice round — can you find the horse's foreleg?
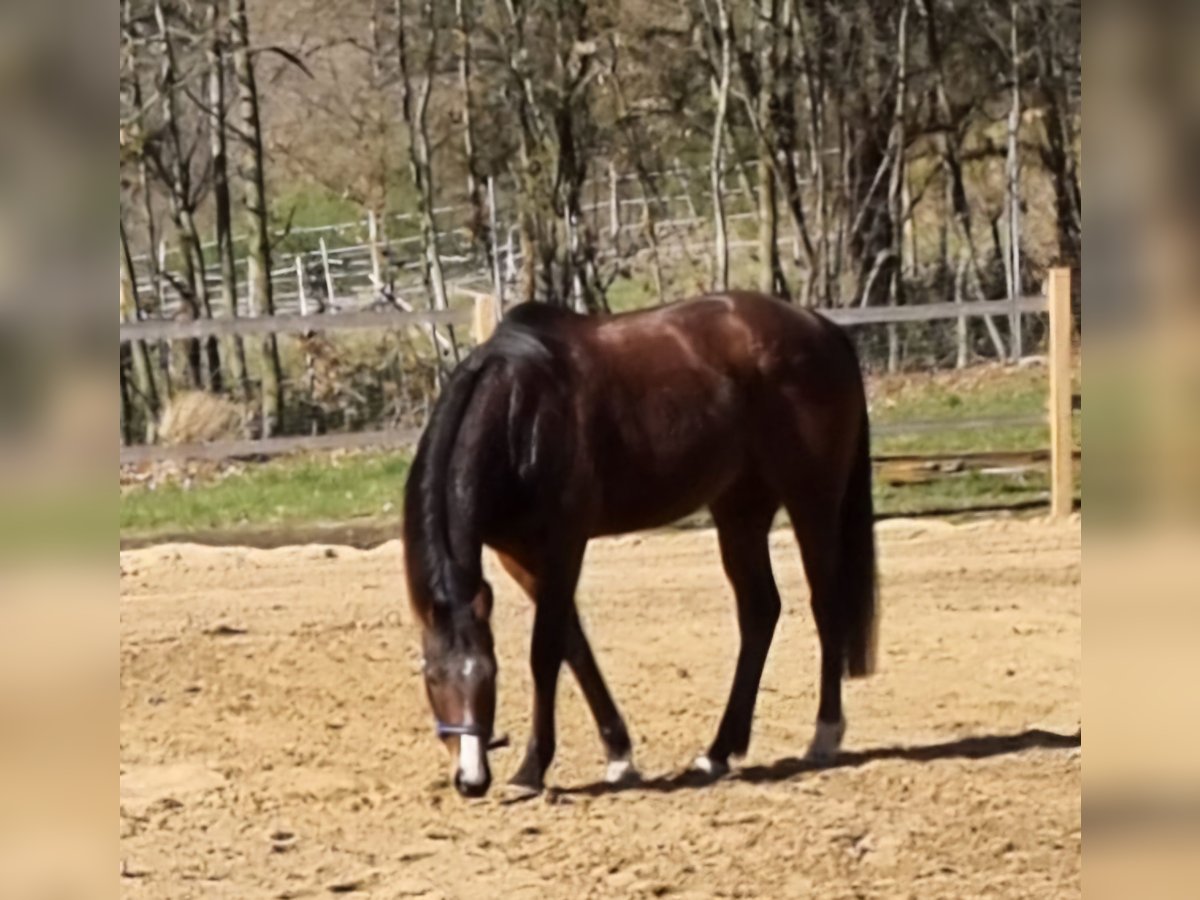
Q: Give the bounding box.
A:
[564,612,637,783]
[508,599,568,795]
[498,550,636,787]
[506,543,585,797]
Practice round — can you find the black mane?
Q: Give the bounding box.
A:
[403,305,570,620]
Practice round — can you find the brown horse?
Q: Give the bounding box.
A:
[403,291,878,798]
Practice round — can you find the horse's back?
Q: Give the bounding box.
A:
[584,291,855,389]
[510,292,864,532]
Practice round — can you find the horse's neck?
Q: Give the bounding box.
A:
[439,420,493,587]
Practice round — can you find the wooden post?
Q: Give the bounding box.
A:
[472,294,498,344]
[319,238,336,309]
[296,254,316,429]
[367,209,383,298]
[1048,267,1074,518]
[487,176,504,308]
[295,255,308,316]
[505,227,517,282]
[609,162,620,240]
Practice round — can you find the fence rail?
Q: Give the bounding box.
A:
[119,296,1044,345]
[119,306,469,343]
[119,289,1063,465]
[117,415,1049,467]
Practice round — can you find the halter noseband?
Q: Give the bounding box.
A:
[435,720,510,749]
[435,720,490,739]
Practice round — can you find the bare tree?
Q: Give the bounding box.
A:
[120,219,161,440]
[752,0,786,297]
[230,0,284,435]
[152,0,223,392]
[116,0,1083,418]
[1004,0,1023,360]
[1033,0,1081,271]
[121,0,174,396]
[919,0,1008,360]
[207,0,251,404]
[396,0,457,376]
[455,0,495,282]
[885,0,910,371]
[706,0,732,291]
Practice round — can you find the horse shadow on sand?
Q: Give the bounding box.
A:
[548,728,1081,800]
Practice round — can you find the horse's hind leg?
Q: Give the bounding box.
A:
[496,549,636,786]
[787,494,848,761]
[695,484,781,775]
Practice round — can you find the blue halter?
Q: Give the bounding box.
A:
[435,721,510,749]
[435,720,489,739]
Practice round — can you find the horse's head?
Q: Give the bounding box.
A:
[419,580,498,797]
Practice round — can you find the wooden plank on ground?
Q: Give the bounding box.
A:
[873,414,1045,436]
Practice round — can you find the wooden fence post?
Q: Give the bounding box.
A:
[319,238,336,309]
[609,162,620,240]
[472,294,498,344]
[367,209,383,297]
[295,256,308,316]
[1048,266,1074,518]
[487,176,504,308]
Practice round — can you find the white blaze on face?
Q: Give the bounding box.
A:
[456,656,486,787]
[458,733,487,786]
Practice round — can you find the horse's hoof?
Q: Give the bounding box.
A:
[605,756,640,785]
[805,718,846,763]
[691,754,730,777]
[502,780,542,803]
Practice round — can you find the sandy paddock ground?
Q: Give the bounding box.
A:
[120,516,1080,899]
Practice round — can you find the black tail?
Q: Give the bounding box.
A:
[841,407,879,678]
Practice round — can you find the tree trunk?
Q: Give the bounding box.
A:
[1005,0,1023,361]
[456,0,494,280]
[709,0,732,292]
[886,0,911,373]
[755,0,783,297]
[154,0,222,393]
[794,0,830,306]
[919,0,1007,360]
[230,0,284,435]
[207,2,251,405]
[397,0,457,371]
[123,0,173,399]
[1037,4,1082,274]
[120,222,160,442]
[120,357,132,446]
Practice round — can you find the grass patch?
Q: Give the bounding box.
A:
[120,363,1079,540]
[120,453,411,535]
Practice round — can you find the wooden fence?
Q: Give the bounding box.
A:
[119,271,1077,519]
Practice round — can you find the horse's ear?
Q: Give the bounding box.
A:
[470,581,494,621]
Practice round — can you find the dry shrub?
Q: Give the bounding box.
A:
[157,391,242,445]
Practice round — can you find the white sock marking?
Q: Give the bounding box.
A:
[805,718,846,761]
[692,754,729,776]
[605,756,637,784]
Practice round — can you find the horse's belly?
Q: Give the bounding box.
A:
[589,394,746,535]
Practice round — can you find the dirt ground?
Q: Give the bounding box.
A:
[120,515,1080,899]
